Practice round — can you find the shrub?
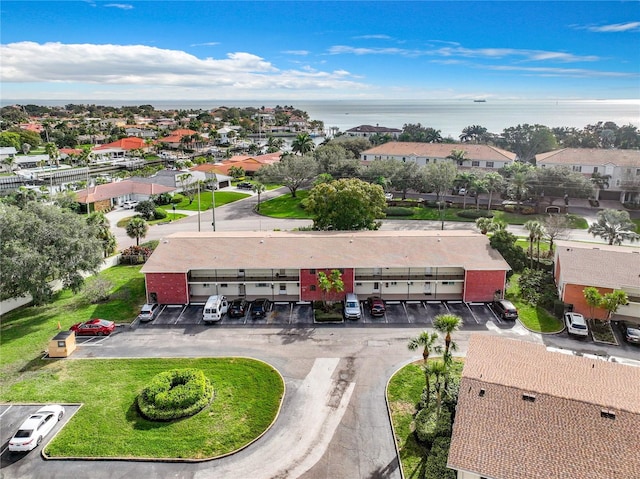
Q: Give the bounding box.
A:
[139,240,159,250]
[457,209,494,219]
[154,207,167,220]
[171,194,184,204]
[414,406,451,445]
[423,437,456,479]
[135,200,156,220]
[152,193,172,205]
[385,206,414,217]
[137,368,213,421]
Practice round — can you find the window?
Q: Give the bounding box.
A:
[636,168,640,176]
[593,166,599,173]
[220,283,228,288]
[572,165,582,172]
[522,394,536,402]
[486,161,494,168]
[256,283,268,288]
[601,410,616,420]
[57,341,66,348]
[471,160,480,167]
[279,284,286,292]
[309,269,316,275]
[310,285,316,291]
[441,281,454,285]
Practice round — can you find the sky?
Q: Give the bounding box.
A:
[1,1,639,101]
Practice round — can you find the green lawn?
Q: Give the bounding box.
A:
[3,358,284,459]
[257,190,311,218]
[116,213,187,228]
[0,265,145,387]
[505,274,564,333]
[159,191,250,211]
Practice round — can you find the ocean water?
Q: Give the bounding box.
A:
[6,99,639,139]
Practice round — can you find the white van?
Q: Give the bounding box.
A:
[203,295,228,322]
[343,293,361,320]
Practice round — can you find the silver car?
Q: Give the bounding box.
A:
[138,303,160,322]
[565,312,589,337]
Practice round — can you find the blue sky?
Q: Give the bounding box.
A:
[1,1,639,101]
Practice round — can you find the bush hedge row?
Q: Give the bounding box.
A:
[414,406,452,445]
[385,206,415,217]
[456,209,494,219]
[137,368,213,421]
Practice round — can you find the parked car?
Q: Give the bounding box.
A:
[8,405,65,452]
[228,298,249,318]
[343,293,361,320]
[70,318,116,336]
[457,188,467,196]
[565,312,589,336]
[250,298,271,319]
[236,181,253,190]
[384,193,393,201]
[620,321,640,344]
[122,200,138,209]
[367,296,386,317]
[493,299,519,320]
[138,303,160,322]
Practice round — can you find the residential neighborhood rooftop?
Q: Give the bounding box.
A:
[448,335,640,479]
[536,148,640,167]
[141,230,511,273]
[361,142,517,161]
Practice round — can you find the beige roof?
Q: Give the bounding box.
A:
[362,142,517,161]
[75,180,175,204]
[448,335,640,479]
[141,230,511,273]
[536,148,640,167]
[555,241,640,290]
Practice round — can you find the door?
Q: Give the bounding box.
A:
[372,282,380,294]
[424,282,432,295]
[239,284,246,296]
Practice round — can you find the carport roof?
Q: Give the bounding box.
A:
[141,230,511,273]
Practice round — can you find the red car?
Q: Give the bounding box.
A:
[70,318,116,336]
[367,297,386,317]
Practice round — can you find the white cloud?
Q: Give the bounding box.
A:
[0,42,366,94]
[485,65,635,79]
[353,34,392,40]
[582,22,640,33]
[104,3,134,10]
[191,42,220,47]
[282,50,310,56]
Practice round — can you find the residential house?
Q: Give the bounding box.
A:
[92,137,150,159]
[125,127,157,139]
[553,240,640,321]
[345,124,402,139]
[0,147,17,171]
[139,230,510,305]
[156,128,199,149]
[196,152,281,177]
[536,148,640,204]
[75,179,175,212]
[448,334,640,479]
[360,142,516,169]
[131,169,232,191]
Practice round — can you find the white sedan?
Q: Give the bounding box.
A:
[8,405,65,452]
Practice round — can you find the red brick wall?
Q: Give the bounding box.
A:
[463,270,507,302]
[300,268,355,302]
[145,273,188,304]
[562,283,612,319]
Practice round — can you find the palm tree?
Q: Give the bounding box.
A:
[2,156,16,173]
[87,212,117,258]
[469,178,488,210]
[524,220,545,268]
[126,217,148,246]
[426,359,449,409]
[588,209,640,245]
[44,142,60,167]
[407,331,440,406]
[475,217,499,235]
[267,136,285,153]
[433,314,462,359]
[590,172,611,201]
[506,171,529,213]
[484,172,504,211]
[291,133,314,155]
[453,171,476,210]
[252,182,266,211]
[459,125,488,143]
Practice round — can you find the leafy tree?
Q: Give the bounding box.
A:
[518,269,556,308]
[177,172,196,204]
[453,171,477,209]
[475,217,501,235]
[489,229,528,273]
[228,165,245,179]
[304,178,386,231]
[135,200,157,220]
[498,124,557,163]
[266,136,285,153]
[317,269,345,311]
[291,133,315,155]
[0,202,103,304]
[600,290,629,322]
[0,131,21,149]
[256,154,317,198]
[583,287,603,320]
[543,214,570,255]
[391,161,420,199]
[252,182,266,211]
[418,161,457,201]
[469,177,488,210]
[590,172,611,201]
[460,125,489,144]
[588,209,640,245]
[528,166,594,207]
[328,136,372,158]
[126,217,149,246]
[524,220,545,268]
[44,142,60,166]
[433,314,462,359]
[399,123,443,143]
[2,155,17,173]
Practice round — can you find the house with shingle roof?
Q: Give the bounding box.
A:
[536,148,640,204]
[553,240,640,321]
[345,124,402,139]
[140,230,510,304]
[448,334,640,479]
[360,142,516,170]
[75,179,175,212]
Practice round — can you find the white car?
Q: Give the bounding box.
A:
[9,405,65,452]
[122,200,138,209]
[565,312,589,337]
[384,192,394,200]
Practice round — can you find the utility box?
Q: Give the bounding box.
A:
[48,330,76,358]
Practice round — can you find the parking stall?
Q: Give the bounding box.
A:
[405,301,430,325]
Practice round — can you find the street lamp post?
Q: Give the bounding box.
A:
[207,172,218,231]
[172,204,176,221]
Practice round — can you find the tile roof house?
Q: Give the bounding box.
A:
[93,137,150,158]
[191,153,281,176]
[360,142,516,170]
[140,230,510,304]
[345,124,402,139]
[536,148,640,203]
[553,240,640,321]
[157,128,198,147]
[448,334,640,479]
[75,180,175,212]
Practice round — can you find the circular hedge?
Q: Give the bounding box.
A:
[137,368,213,421]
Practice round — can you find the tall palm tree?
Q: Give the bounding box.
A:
[87,212,117,258]
[427,359,448,410]
[453,171,476,210]
[459,124,488,143]
[469,178,488,210]
[44,142,60,167]
[507,171,529,213]
[291,133,314,155]
[590,172,611,201]
[524,220,543,268]
[433,314,462,359]
[252,182,266,211]
[588,209,640,245]
[407,331,440,407]
[126,217,149,246]
[484,172,504,211]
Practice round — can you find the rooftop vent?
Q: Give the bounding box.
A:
[522,394,536,402]
[601,410,616,420]
[478,388,486,397]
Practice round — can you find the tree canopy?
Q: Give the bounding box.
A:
[1,202,103,304]
[588,209,639,245]
[304,178,386,231]
[256,154,317,198]
[498,124,557,163]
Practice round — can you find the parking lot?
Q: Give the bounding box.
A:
[135,300,512,329]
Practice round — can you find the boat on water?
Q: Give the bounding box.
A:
[473,99,487,103]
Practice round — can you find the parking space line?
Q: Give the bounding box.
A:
[465,302,480,324]
[174,304,188,325]
[402,302,410,324]
[0,405,12,418]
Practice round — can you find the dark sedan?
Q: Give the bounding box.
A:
[250,298,271,319]
[70,318,116,336]
[228,298,249,318]
[620,321,640,344]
